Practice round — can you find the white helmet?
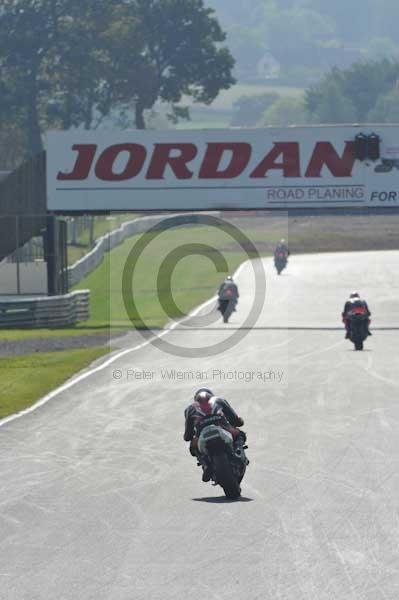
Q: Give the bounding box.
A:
[194,388,213,403]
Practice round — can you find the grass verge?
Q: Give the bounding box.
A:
[67,214,140,265]
[3,213,399,341]
[0,328,112,341]
[74,223,286,329]
[0,346,109,419]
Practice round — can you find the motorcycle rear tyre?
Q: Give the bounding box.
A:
[213,452,241,499]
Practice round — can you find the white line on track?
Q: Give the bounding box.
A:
[361,353,399,389]
[0,261,249,429]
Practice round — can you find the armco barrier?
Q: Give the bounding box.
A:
[0,290,90,329]
[67,213,221,287]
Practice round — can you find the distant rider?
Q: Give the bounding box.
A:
[218,275,239,301]
[275,239,289,257]
[184,388,245,482]
[218,275,239,313]
[342,291,372,339]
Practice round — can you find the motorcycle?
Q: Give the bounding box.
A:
[197,415,249,499]
[274,251,288,275]
[218,288,237,323]
[347,305,370,351]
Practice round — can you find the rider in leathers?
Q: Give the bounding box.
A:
[275,239,290,257]
[218,276,239,301]
[342,291,372,339]
[184,388,245,482]
[218,275,239,314]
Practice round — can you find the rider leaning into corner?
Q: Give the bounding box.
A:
[184,388,246,482]
[342,291,372,339]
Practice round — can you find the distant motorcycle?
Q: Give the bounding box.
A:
[274,251,288,275]
[197,415,249,499]
[347,305,370,351]
[218,288,237,323]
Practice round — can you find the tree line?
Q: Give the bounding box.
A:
[2,1,399,167]
[231,60,399,127]
[210,0,399,82]
[0,0,235,162]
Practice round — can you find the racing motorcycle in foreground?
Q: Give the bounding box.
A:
[347,305,370,351]
[274,250,288,275]
[218,289,237,323]
[197,415,249,499]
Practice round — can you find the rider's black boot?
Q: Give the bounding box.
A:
[202,466,211,482]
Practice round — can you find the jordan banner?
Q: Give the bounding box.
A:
[46,126,399,211]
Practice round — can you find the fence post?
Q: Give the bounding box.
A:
[89,216,94,246]
[45,215,57,296]
[71,218,77,245]
[59,219,69,294]
[15,215,21,295]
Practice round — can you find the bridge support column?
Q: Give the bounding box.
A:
[44,215,57,296]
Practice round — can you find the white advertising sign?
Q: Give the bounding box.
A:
[46,126,399,211]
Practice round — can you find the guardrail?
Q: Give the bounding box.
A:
[0,290,89,329]
[68,212,220,287]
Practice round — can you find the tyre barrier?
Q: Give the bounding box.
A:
[0,290,90,329]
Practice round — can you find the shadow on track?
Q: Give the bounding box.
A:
[166,327,399,331]
[192,496,253,504]
[346,348,373,352]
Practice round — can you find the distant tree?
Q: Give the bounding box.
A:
[366,37,399,60]
[261,8,335,67]
[368,81,399,122]
[306,60,399,122]
[226,27,266,80]
[310,80,356,124]
[231,92,280,126]
[308,0,371,43]
[0,0,143,155]
[262,96,308,126]
[0,0,59,155]
[369,0,399,44]
[133,0,235,129]
[45,2,147,130]
[209,0,265,28]
[0,0,235,158]
[0,126,26,169]
[208,0,399,90]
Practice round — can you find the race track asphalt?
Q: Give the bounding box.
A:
[1,251,399,600]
